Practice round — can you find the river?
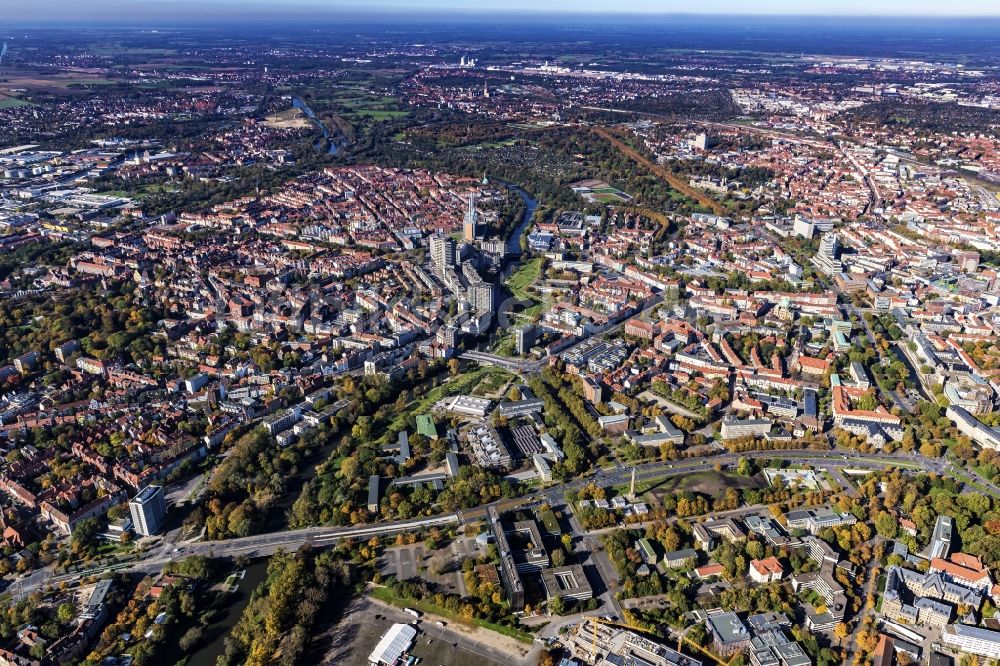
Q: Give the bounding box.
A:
[177,430,345,664]
[266,430,344,531]
[175,558,270,666]
[499,181,538,257]
[291,96,341,155]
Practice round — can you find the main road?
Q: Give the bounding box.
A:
[8,513,460,599]
[11,447,996,599]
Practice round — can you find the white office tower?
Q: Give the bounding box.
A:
[129,485,167,536]
[430,234,456,276]
[813,232,842,276]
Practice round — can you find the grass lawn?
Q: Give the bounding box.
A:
[472,367,514,396]
[521,300,547,319]
[492,333,516,357]
[854,456,920,470]
[949,470,993,496]
[66,79,118,87]
[370,586,534,643]
[462,139,518,151]
[611,473,671,497]
[384,367,514,435]
[642,470,764,501]
[506,258,542,301]
[0,98,30,109]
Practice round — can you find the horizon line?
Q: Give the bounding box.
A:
[5,10,1000,25]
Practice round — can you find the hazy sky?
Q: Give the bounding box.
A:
[5,0,1000,21]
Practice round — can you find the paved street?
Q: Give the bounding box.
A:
[11,448,999,603]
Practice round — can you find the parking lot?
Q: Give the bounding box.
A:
[379,536,486,597]
[321,596,533,666]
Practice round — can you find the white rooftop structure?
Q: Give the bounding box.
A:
[368,623,417,665]
[445,395,493,417]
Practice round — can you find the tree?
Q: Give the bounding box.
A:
[71,517,101,555]
[548,596,565,615]
[856,630,879,653]
[179,626,204,651]
[874,512,898,539]
[834,622,850,646]
[661,528,681,552]
[56,602,76,625]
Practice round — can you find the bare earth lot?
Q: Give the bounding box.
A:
[265,107,312,129]
[320,596,534,666]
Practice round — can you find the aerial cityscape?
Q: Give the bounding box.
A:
[2,2,1000,666]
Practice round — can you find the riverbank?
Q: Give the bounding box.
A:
[291,96,345,155]
[187,560,268,666]
[495,180,537,256]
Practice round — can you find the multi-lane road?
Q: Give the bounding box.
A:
[8,513,460,599]
[10,447,997,600]
[539,448,1000,504]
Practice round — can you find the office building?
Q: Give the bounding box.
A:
[368,475,380,513]
[693,518,746,551]
[708,612,752,656]
[541,565,593,602]
[489,506,525,610]
[564,618,702,666]
[882,567,955,628]
[720,416,772,440]
[430,234,456,276]
[813,232,841,276]
[129,485,167,537]
[515,324,535,355]
[785,506,857,535]
[463,192,479,241]
[942,624,1000,659]
[947,405,1000,450]
[461,261,494,313]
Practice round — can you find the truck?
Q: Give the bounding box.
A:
[403,608,422,619]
